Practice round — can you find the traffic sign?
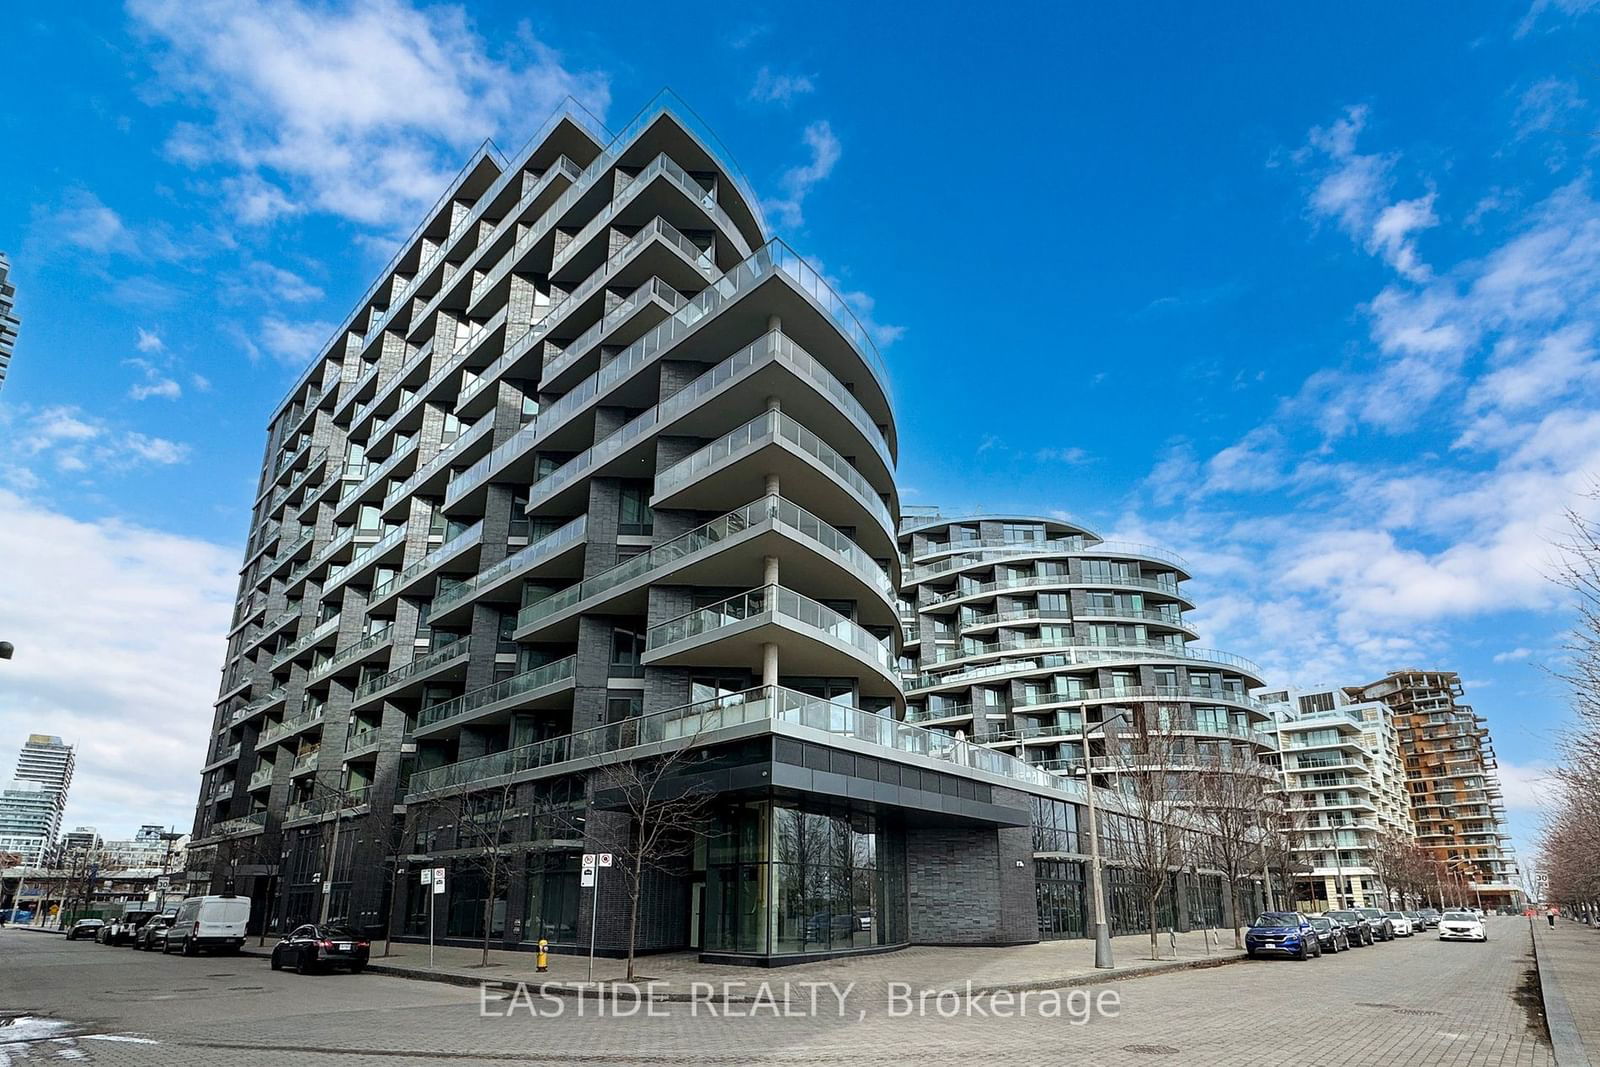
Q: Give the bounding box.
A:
[432,867,446,895]
[580,867,596,888]
[582,853,596,867]
[420,869,432,885]
[597,853,612,867]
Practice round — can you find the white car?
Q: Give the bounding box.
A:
[1384,911,1414,937]
[1438,910,1487,942]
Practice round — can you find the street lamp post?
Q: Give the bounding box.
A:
[1081,709,1130,969]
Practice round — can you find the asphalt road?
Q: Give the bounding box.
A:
[0,916,1551,1065]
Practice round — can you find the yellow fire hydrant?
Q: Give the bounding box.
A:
[536,939,549,973]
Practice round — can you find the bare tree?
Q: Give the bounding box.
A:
[1102,707,1191,960]
[587,744,718,981]
[1189,749,1275,948]
[416,781,522,968]
[1257,791,1307,913]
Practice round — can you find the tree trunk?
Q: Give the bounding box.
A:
[1148,898,1160,960]
[626,853,643,981]
[482,855,498,968]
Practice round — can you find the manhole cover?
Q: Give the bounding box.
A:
[1355,1002,1399,1008]
[1122,1046,1181,1056]
[1396,1008,1443,1016]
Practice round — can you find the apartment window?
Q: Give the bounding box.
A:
[440,411,463,444]
[1037,593,1071,615]
[509,492,531,540]
[497,612,518,655]
[357,504,382,534]
[610,628,646,677]
[520,394,540,426]
[1001,523,1044,543]
[618,483,653,536]
[1298,692,1336,715]
[607,695,643,723]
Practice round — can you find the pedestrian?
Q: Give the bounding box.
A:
[1547,905,1556,928]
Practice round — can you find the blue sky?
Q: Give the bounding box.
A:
[1,1,1596,866]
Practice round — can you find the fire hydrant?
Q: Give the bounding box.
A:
[536,938,549,973]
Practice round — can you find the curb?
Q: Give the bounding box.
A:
[1530,922,1590,1067]
[242,945,1248,1001]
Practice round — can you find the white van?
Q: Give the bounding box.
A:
[162,895,251,956]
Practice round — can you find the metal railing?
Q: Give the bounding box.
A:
[432,517,586,615]
[416,655,578,730]
[354,636,473,700]
[646,584,895,675]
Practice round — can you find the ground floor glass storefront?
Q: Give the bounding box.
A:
[701,799,908,958]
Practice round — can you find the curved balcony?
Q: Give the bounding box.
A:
[514,495,897,643]
[642,584,900,700]
[256,709,325,751]
[350,636,473,711]
[906,539,1191,583]
[412,654,577,738]
[651,409,897,558]
[1008,683,1270,717]
[919,571,1195,613]
[904,644,1265,695]
[270,612,342,671]
[405,684,1085,804]
[430,516,588,625]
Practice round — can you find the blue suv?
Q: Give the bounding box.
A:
[1245,911,1322,961]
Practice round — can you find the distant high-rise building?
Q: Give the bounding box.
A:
[0,252,17,391]
[13,735,74,842]
[1346,670,1522,908]
[0,782,58,865]
[62,826,101,853]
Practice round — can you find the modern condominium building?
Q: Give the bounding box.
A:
[0,735,75,862]
[897,512,1276,934]
[1260,686,1410,910]
[1346,670,1521,907]
[0,252,17,391]
[194,95,1185,961]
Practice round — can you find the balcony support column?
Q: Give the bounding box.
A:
[762,642,779,687]
[763,555,780,586]
[764,473,780,496]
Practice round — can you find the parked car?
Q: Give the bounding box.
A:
[161,894,251,956]
[1308,916,1350,953]
[1438,909,1488,943]
[94,920,115,944]
[107,910,158,946]
[1384,911,1414,937]
[1403,910,1430,931]
[1324,910,1375,946]
[269,924,371,974]
[1417,907,1442,928]
[1245,911,1322,960]
[1355,908,1396,941]
[65,919,104,941]
[135,914,176,951]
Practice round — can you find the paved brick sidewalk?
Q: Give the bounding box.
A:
[1532,918,1600,1065]
[251,926,1245,998]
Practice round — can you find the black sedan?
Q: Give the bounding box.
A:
[1355,907,1397,941]
[269,924,371,974]
[65,919,104,941]
[1308,916,1350,953]
[1324,910,1375,946]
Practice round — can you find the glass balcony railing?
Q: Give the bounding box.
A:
[416,655,577,731]
[432,517,587,615]
[270,613,342,668]
[518,497,892,633]
[904,645,1264,692]
[653,410,894,537]
[324,527,406,591]
[259,709,325,748]
[924,571,1183,607]
[539,278,685,385]
[645,584,895,675]
[211,811,268,837]
[308,624,394,682]
[369,521,483,602]
[406,685,1085,802]
[354,636,472,700]
[248,767,274,791]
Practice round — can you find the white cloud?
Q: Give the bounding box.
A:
[4,405,191,476]
[1036,447,1093,465]
[135,327,165,353]
[1494,648,1534,662]
[1299,105,1438,281]
[1495,760,1558,814]
[749,67,815,104]
[258,315,336,365]
[764,120,841,229]
[129,0,610,228]
[51,189,133,255]
[0,490,235,837]
[129,378,182,401]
